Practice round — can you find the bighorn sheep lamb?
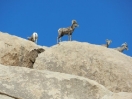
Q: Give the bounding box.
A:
[102,39,112,48]
[114,42,128,52]
[57,20,79,44]
[27,32,38,44]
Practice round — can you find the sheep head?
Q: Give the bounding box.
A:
[106,39,112,45]
[72,20,79,27]
[121,42,128,50]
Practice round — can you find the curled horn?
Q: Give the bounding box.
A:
[72,20,77,24]
[106,39,112,42]
[122,42,127,46]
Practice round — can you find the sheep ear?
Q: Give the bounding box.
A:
[122,42,127,46]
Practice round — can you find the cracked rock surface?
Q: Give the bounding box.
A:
[0,32,46,68]
[0,32,132,99]
[34,41,132,92]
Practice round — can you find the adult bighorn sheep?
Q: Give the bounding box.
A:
[57,20,79,44]
[102,39,112,48]
[114,42,128,52]
[27,32,38,44]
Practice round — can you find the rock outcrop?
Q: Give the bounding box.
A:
[21,48,44,68]
[0,32,46,68]
[34,41,132,92]
[1,64,132,99]
[0,94,15,99]
[0,64,110,99]
[0,32,132,99]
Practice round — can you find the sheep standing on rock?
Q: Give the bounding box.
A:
[114,42,128,52]
[57,20,79,44]
[102,39,112,48]
[27,32,38,44]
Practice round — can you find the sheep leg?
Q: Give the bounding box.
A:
[69,35,72,41]
[57,37,61,44]
[57,37,59,44]
[59,38,61,42]
[35,39,37,44]
[68,34,71,41]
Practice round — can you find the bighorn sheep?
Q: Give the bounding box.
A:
[57,20,79,44]
[102,39,112,48]
[114,42,128,52]
[27,32,38,44]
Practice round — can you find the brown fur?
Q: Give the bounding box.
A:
[57,20,79,44]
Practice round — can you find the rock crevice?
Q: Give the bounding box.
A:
[0,32,132,99]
